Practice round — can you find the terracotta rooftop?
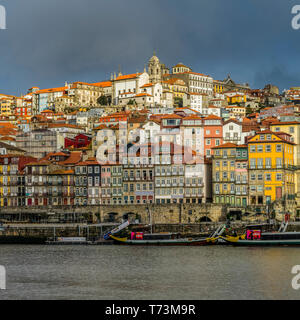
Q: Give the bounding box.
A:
[212,143,238,149]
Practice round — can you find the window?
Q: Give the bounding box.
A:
[265,173,271,181]
[230,172,235,181]
[257,145,263,152]
[265,158,271,168]
[250,146,256,153]
[257,185,263,192]
[276,173,282,181]
[276,144,282,152]
[250,159,256,168]
[276,158,282,168]
[265,145,271,152]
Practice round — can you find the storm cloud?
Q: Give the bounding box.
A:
[0,0,300,95]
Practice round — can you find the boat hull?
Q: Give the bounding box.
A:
[221,237,300,246]
[110,235,217,246]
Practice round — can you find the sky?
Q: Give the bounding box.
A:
[0,0,300,95]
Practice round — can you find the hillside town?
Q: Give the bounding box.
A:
[1,53,300,222]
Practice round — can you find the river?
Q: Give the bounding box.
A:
[0,245,300,300]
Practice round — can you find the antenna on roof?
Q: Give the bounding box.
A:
[118,65,122,77]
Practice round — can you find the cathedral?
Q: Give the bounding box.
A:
[147,52,169,83]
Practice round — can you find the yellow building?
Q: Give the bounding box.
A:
[248,131,296,213]
[162,78,188,98]
[270,121,300,215]
[0,97,14,116]
[227,94,246,104]
[213,80,224,94]
[0,95,23,117]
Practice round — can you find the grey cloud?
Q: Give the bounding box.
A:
[0,0,300,94]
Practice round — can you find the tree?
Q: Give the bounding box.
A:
[97,95,108,106]
[127,99,136,105]
[174,97,183,108]
[246,104,252,115]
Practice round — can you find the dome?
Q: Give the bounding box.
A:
[149,54,160,64]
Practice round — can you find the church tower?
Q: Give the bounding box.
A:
[148,51,161,84]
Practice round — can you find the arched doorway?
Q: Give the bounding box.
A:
[200,216,212,222]
[107,212,118,223]
[123,212,137,222]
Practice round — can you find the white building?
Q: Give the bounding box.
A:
[140,83,163,105]
[202,105,221,117]
[222,119,251,145]
[112,72,149,105]
[184,92,208,114]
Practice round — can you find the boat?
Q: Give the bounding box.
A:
[46,237,91,245]
[220,221,300,246]
[110,233,218,246]
[104,219,224,246]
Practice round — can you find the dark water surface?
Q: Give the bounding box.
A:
[0,245,300,300]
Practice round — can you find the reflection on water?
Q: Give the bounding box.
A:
[0,245,300,300]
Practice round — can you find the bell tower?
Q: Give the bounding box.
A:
[148,51,161,84]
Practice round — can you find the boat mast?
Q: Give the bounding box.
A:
[147,206,153,234]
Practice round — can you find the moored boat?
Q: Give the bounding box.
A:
[220,222,300,246]
[110,234,217,246]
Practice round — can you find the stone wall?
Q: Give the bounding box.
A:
[0,203,226,224]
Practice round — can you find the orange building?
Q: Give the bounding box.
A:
[203,115,223,158]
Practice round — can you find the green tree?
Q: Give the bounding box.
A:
[97,95,108,105]
[246,104,252,115]
[127,99,136,105]
[174,97,183,108]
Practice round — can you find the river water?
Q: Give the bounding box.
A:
[0,245,300,300]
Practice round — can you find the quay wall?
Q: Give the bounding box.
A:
[0,203,227,224]
[3,221,300,241]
